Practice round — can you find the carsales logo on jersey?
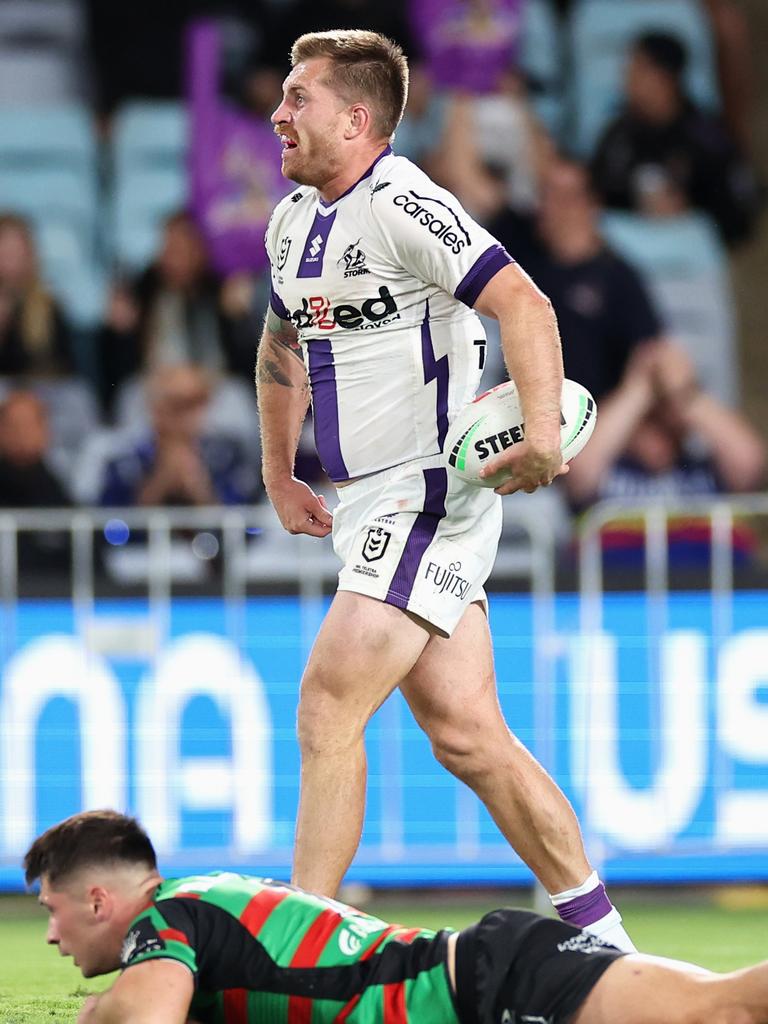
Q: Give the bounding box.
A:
[290,287,401,331]
[392,191,471,255]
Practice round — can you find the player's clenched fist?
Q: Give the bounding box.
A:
[267,477,333,537]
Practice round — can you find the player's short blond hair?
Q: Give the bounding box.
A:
[291,29,409,141]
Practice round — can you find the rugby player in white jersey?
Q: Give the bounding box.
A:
[258,29,633,951]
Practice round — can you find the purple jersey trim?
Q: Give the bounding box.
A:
[270,284,291,321]
[307,338,348,481]
[454,243,513,307]
[421,301,450,450]
[297,209,337,279]
[318,145,392,208]
[386,468,448,607]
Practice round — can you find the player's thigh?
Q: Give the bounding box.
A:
[399,601,505,740]
[301,590,431,717]
[573,955,722,1024]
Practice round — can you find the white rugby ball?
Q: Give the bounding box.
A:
[444,378,597,488]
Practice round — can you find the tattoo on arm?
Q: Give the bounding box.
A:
[258,309,306,388]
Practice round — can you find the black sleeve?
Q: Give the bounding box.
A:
[590,117,636,210]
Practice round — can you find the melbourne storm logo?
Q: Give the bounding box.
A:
[337,239,370,278]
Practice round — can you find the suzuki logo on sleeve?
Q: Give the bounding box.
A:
[309,234,324,258]
[362,527,391,562]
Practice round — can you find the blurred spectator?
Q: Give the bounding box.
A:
[411,0,524,94]
[98,211,258,413]
[0,391,71,568]
[591,31,761,245]
[392,62,448,174]
[99,365,259,508]
[0,391,70,507]
[436,72,552,215]
[565,341,766,565]
[486,157,664,402]
[0,214,74,379]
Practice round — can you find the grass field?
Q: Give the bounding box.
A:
[1,890,766,1023]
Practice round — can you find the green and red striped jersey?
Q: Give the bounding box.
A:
[121,872,460,1024]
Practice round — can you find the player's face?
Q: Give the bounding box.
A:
[39,876,122,977]
[271,58,352,188]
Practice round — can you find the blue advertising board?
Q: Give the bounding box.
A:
[1,592,768,889]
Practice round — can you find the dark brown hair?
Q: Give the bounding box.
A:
[291,29,409,140]
[24,810,157,887]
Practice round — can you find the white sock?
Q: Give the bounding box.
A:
[550,871,636,953]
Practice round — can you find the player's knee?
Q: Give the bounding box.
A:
[296,686,364,757]
[429,724,487,782]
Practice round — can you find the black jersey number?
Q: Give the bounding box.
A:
[474,339,486,370]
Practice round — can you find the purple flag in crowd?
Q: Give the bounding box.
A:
[411,0,525,93]
[186,19,290,276]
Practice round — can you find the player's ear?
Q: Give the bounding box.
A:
[345,104,371,139]
[89,885,113,921]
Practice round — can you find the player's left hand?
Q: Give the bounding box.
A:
[479,440,568,495]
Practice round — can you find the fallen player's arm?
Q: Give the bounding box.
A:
[76,960,193,1024]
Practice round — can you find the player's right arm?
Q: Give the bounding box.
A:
[256,307,333,537]
[76,960,193,1023]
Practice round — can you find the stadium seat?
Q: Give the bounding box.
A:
[112,102,189,175]
[0,106,96,170]
[520,0,564,138]
[110,102,189,271]
[0,106,98,246]
[0,105,103,326]
[0,0,89,104]
[569,0,720,155]
[601,211,739,405]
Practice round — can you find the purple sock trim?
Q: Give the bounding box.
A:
[555,881,613,928]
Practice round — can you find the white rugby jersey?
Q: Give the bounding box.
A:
[266,147,514,482]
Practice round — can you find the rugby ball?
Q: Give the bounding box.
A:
[444,378,596,488]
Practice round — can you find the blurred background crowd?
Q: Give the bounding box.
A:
[0,0,767,579]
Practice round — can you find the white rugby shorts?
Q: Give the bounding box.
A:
[332,454,502,637]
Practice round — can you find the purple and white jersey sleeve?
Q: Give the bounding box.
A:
[371,165,514,308]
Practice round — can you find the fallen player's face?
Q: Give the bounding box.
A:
[39,876,120,978]
[272,57,349,187]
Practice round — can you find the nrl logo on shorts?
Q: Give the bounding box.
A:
[362,527,391,562]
